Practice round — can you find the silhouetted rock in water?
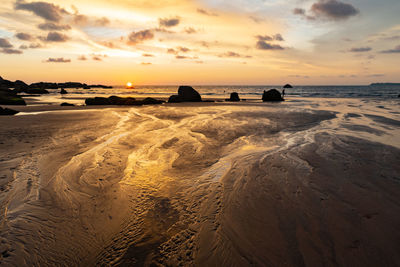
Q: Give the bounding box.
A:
[29,82,58,89]
[398,94,400,98]
[85,96,164,106]
[0,76,14,88]
[60,88,68,94]
[88,84,113,89]
[13,80,29,90]
[168,95,181,103]
[142,97,164,105]
[283,84,293,88]
[24,88,49,94]
[168,86,202,103]
[85,97,111,105]
[262,89,284,102]
[60,102,74,106]
[0,106,19,115]
[0,89,26,105]
[226,92,240,102]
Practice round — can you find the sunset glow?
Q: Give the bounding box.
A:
[0,0,399,85]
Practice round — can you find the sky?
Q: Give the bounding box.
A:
[0,0,399,85]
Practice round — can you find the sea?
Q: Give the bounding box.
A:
[28,84,400,105]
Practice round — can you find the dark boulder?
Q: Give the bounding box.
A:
[0,90,26,105]
[226,92,240,102]
[283,84,293,89]
[29,82,58,89]
[168,86,202,103]
[60,88,68,94]
[262,89,284,102]
[13,80,29,91]
[168,95,181,103]
[0,107,19,115]
[85,97,110,105]
[142,97,164,105]
[25,88,49,94]
[60,102,75,106]
[178,86,201,102]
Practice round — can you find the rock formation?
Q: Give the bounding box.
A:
[262,89,284,102]
[168,86,202,103]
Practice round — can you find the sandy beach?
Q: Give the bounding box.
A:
[0,97,399,266]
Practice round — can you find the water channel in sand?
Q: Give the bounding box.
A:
[0,98,399,266]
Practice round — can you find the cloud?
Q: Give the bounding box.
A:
[38,22,71,31]
[380,45,400,53]
[293,8,306,15]
[74,14,88,25]
[29,42,43,48]
[0,38,13,48]
[256,34,284,42]
[349,47,372,52]
[196,8,218,17]
[14,0,68,22]
[311,0,359,20]
[141,62,152,65]
[184,27,197,34]
[95,17,110,26]
[159,17,180,28]
[77,55,87,60]
[294,0,359,21]
[15,32,34,41]
[167,47,190,55]
[175,55,188,59]
[218,51,252,58]
[127,30,154,45]
[366,74,385,77]
[1,48,23,54]
[42,31,69,42]
[100,41,115,49]
[249,16,263,23]
[256,41,284,50]
[167,48,176,54]
[178,46,190,53]
[20,42,43,49]
[255,35,285,50]
[142,53,154,57]
[45,57,71,63]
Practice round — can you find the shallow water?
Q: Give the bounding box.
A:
[0,98,399,266]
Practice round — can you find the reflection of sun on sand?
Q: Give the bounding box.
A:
[126,82,134,89]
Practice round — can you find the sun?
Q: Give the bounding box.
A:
[126,82,133,88]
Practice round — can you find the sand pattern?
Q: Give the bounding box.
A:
[0,98,399,266]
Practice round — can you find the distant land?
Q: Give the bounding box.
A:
[370,83,400,86]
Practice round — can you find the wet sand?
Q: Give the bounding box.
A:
[0,98,399,266]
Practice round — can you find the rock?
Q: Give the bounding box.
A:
[89,84,113,89]
[85,96,164,106]
[226,92,240,102]
[0,107,19,115]
[85,97,110,105]
[60,88,68,94]
[108,96,138,105]
[25,88,49,94]
[178,86,202,102]
[168,95,181,103]
[142,97,164,105]
[283,84,293,88]
[13,80,29,91]
[168,86,202,103]
[29,82,58,89]
[0,90,26,105]
[60,102,74,106]
[262,89,284,102]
